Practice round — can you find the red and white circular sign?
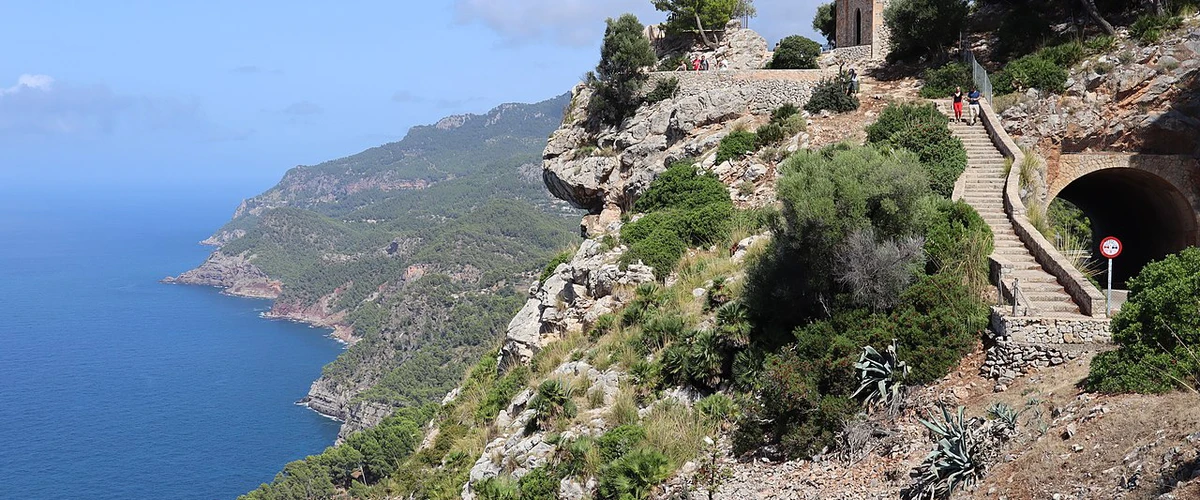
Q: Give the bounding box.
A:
[1100,236,1123,259]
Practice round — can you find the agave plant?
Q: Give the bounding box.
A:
[851,339,910,410]
[986,401,1020,430]
[913,405,983,499]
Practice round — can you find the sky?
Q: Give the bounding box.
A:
[0,0,823,193]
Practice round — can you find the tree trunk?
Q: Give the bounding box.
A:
[1081,0,1117,35]
[693,11,718,49]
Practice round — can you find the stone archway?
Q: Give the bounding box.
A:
[1050,154,1200,286]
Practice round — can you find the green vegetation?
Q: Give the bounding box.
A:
[715,129,758,164]
[652,0,756,38]
[736,143,990,458]
[918,62,974,99]
[644,77,679,105]
[768,35,821,69]
[540,248,576,283]
[884,0,969,62]
[812,2,836,46]
[994,5,1052,61]
[1087,247,1200,394]
[588,14,657,127]
[866,102,968,197]
[1130,12,1183,43]
[908,405,983,499]
[993,41,1085,95]
[621,162,734,277]
[242,404,436,499]
[805,76,859,114]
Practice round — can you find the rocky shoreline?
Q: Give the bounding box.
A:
[165,249,358,425]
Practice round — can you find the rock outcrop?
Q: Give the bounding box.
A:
[162,251,281,299]
[1000,28,1200,156]
[499,238,655,369]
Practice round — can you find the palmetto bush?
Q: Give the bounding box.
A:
[528,379,577,431]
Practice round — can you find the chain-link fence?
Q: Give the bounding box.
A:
[963,50,994,106]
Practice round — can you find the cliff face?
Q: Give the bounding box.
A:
[1000,28,1200,156]
[542,31,828,234]
[173,95,580,438]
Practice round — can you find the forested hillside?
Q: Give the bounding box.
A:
[176,93,580,440]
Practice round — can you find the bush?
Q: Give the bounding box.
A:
[865,102,967,197]
[772,103,800,122]
[596,448,671,500]
[743,145,935,343]
[1130,14,1182,43]
[924,199,993,295]
[716,129,758,164]
[623,162,734,278]
[918,62,974,99]
[1084,35,1116,54]
[528,379,578,431]
[645,77,679,105]
[1087,247,1200,393]
[516,466,561,499]
[804,77,859,114]
[769,35,822,69]
[539,249,574,283]
[834,227,926,311]
[597,424,648,462]
[994,53,1068,94]
[1039,41,1084,67]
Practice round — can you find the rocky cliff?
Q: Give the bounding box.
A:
[162,251,281,299]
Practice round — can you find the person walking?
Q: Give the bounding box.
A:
[700,57,710,71]
[952,86,964,123]
[967,87,982,125]
[692,56,702,71]
[847,68,859,95]
[717,58,729,71]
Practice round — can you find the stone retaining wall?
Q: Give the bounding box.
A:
[989,308,1112,344]
[831,45,873,62]
[980,335,1073,391]
[647,69,832,114]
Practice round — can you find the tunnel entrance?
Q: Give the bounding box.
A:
[1054,168,1198,287]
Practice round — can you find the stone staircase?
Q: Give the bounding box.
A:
[945,112,1085,318]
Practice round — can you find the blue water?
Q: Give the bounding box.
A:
[0,186,343,499]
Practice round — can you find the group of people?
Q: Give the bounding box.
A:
[951,86,983,125]
[676,55,729,72]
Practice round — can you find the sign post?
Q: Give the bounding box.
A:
[1099,236,1123,316]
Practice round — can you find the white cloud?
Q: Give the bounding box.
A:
[1,74,55,95]
[453,0,658,46]
[0,74,224,138]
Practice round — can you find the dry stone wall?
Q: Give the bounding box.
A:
[990,311,1112,344]
[647,70,831,114]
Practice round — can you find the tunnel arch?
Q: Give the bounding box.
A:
[1053,168,1199,287]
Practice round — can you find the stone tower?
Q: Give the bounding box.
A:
[835,0,891,60]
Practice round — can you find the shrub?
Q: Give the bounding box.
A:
[804,76,859,113]
[588,313,618,340]
[743,145,935,341]
[995,53,1068,94]
[716,129,758,164]
[772,103,800,122]
[834,227,926,311]
[924,199,993,296]
[865,102,967,197]
[475,476,520,500]
[477,365,531,421]
[596,448,671,500]
[597,424,648,462]
[909,405,982,499]
[1038,41,1084,67]
[587,15,657,127]
[623,162,735,278]
[769,35,821,69]
[1084,35,1115,54]
[852,339,911,409]
[696,393,736,423]
[754,122,786,147]
[1087,247,1200,393]
[528,379,578,431]
[633,161,730,213]
[1130,14,1182,43]
[516,466,561,499]
[539,249,574,283]
[918,62,974,99]
[645,77,679,105]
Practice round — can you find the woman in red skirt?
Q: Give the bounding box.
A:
[952,86,964,123]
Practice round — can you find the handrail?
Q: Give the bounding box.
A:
[1011,278,1031,316]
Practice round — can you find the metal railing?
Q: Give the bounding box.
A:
[1010,277,1032,316]
[963,50,994,106]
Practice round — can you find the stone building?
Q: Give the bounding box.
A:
[835,0,891,60]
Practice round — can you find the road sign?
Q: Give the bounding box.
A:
[1100,236,1123,259]
[1099,236,1122,316]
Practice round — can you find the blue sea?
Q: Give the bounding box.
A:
[0,185,344,499]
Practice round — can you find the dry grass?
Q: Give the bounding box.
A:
[642,400,718,467]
